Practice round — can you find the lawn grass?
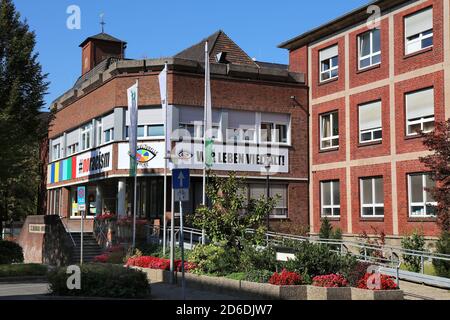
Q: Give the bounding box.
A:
[0,263,48,277]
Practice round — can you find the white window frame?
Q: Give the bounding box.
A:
[126,124,165,140]
[52,144,61,161]
[320,55,339,83]
[226,127,256,143]
[260,122,289,145]
[406,29,433,55]
[80,124,91,151]
[320,112,339,150]
[321,180,340,217]
[67,143,79,156]
[408,173,437,217]
[104,128,114,143]
[406,88,435,136]
[360,177,384,217]
[359,101,382,144]
[358,29,381,70]
[96,120,102,146]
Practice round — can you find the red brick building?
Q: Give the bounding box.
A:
[280,0,449,242]
[46,30,309,233]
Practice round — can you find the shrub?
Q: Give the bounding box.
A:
[358,228,386,260]
[0,263,48,277]
[0,240,24,264]
[226,272,246,281]
[312,274,348,288]
[244,270,275,283]
[357,273,398,290]
[282,241,357,279]
[401,231,426,272]
[239,244,277,273]
[269,269,303,286]
[189,243,239,276]
[433,231,450,278]
[319,217,343,250]
[93,254,109,263]
[47,263,150,298]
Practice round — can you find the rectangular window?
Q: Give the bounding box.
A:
[147,124,164,137]
[137,125,145,138]
[52,144,61,161]
[249,184,288,218]
[405,8,433,55]
[227,128,256,142]
[67,143,79,156]
[406,88,434,136]
[358,29,381,70]
[359,100,382,143]
[260,123,288,143]
[408,173,436,217]
[104,128,114,143]
[320,111,339,150]
[96,120,102,146]
[81,124,91,151]
[321,180,340,217]
[319,45,339,82]
[360,177,384,217]
[179,123,197,139]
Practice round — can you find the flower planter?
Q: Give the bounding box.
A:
[307,286,352,300]
[351,287,404,300]
[130,267,171,284]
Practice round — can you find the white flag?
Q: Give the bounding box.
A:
[158,64,171,161]
[204,42,213,168]
[127,81,138,175]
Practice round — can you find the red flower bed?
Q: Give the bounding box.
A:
[96,213,117,221]
[126,256,196,272]
[93,254,109,263]
[357,273,398,290]
[268,269,303,286]
[117,217,148,226]
[312,274,348,288]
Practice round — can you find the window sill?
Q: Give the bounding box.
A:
[360,217,384,222]
[320,216,340,221]
[318,77,339,86]
[358,140,382,148]
[356,63,381,74]
[404,134,425,141]
[407,217,437,223]
[403,46,433,60]
[319,147,339,154]
[270,216,289,220]
[70,216,95,220]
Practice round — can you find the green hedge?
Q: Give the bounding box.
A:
[48,263,150,298]
[0,264,48,277]
[0,241,24,264]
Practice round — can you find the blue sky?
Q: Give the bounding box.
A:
[14,0,370,109]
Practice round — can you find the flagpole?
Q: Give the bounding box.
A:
[201,42,208,245]
[132,79,139,249]
[162,63,168,255]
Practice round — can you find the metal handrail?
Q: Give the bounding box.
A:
[59,216,76,247]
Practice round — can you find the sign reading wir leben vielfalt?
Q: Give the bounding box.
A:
[172,142,289,173]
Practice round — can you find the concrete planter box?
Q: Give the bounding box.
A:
[351,288,404,300]
[131,267,171,284]
[307,286,352,300]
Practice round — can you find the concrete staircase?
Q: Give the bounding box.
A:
[69,232,103,264]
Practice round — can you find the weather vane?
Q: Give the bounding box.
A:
[100,13,105,33]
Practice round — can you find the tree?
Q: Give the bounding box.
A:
[420,120,450,232]
[190,172,277,250]
[401,230,426,273]
[0,0,49,238]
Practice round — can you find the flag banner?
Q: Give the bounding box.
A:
[158,64,171,163]
[204,42,214,168]
[127,81,139,176]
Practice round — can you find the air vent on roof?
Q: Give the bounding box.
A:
[215,51,228,64]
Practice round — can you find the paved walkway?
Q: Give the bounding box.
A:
[400,281,450,300]
[0,280,448,300]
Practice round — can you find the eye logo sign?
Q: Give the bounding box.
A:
[134,145,158,167]
[177,150,193,160]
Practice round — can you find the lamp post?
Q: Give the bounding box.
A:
[265,154,271,232]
